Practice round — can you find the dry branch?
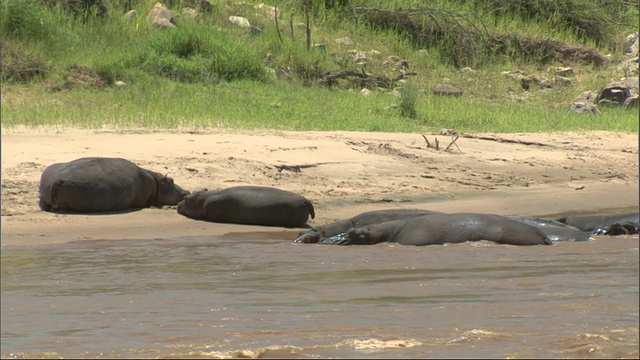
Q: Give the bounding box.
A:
[439,130,555,148]
[422,134,461,153]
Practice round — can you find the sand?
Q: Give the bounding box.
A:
[1,126,638,246]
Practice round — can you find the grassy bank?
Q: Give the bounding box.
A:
[1,0,638,133]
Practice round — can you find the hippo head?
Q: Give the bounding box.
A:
[344,227,375,245]
[293,230,324,244]
[155,175,189,206]
[176,190,206,219]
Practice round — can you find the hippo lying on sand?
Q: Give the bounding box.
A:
[510,216,592,242]
[177,186,315,228]
[557,213,640,235]
[294,208,439,243]
[39,157,189,212]
[319,213,552,246]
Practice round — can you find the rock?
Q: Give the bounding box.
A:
[124,10,137,20]
[574,91,598,102]
[554,76,572,86]
[459,67,476,74]
[623,95,639,108]
[147,3,175,29]
[501,69,525,81]
[554,67,574,76]
[198,0,213,12]
[388,89,401,97]
[229,16,250,28]
[433,84,463,96]
[625,32,639,55]
[617,57,639,77]
[596,83,632,106]
[622,76,639,93]
[255,3,280,20]
[247,26,262,35]
[394,60,409,71]
[360,89,371,97]
[597,99,620,107]
[521,77,533,91]
[181,7,198,20]
[334,37,353,46]
[569,101,601,115]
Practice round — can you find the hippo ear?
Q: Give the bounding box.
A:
[161,175,173,185]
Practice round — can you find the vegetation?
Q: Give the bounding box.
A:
[1,0,638,133]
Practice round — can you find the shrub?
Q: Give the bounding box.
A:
[0,40,48,83]
[1,0,52,41]
[399,78,419,118]
[127,26,267,83]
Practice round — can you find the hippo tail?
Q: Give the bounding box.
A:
[305,199,315,219]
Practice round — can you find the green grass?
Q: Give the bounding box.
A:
[1,0,638,133]
[2,78,637,133]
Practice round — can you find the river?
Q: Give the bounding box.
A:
[1,232,638,358]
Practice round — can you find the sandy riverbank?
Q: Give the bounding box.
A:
[1,127,638,246]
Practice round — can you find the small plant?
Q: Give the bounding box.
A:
[399,78,420,118]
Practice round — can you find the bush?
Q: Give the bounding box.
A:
[0,40,49,83]
[1,0,52,41]
[128,26,268,83]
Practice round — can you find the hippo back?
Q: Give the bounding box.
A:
[179,186,314,228]
[39,157,187,212]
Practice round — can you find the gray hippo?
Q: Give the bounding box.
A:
[556,213,640,235]
[319,213,552,246]
[39,157,189,212]
[294,208,439,243]
[177,186,315,228]
[510,216,592,242]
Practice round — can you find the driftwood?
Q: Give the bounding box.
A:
[421,134,461,153]
[439,129,555,147]
[274,161,344,173]
[318,69,417,89]
[274,164,318,173]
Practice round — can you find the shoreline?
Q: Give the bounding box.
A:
[2,127,638,247]
[2,181,637,247]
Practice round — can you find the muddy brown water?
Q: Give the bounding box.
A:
[1,230,638,359]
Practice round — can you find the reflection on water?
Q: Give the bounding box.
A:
[1,233,638,358]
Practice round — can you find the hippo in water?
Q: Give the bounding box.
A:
[510,216,592,242]
[556,213,640,235]
[319,212,552,246]
[294,208,440,243]
[38,157,189,212]
[177,186,315,228]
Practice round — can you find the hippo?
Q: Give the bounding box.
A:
[294,208,439,243]
[510,216,592,242]
[177,186,315,228]
[38,157,189,212]
[556,213,640,235]
[319,213,552,246]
